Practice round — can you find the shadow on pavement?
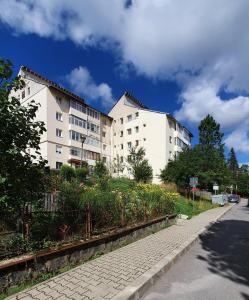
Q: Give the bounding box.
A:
[198,208,249,287]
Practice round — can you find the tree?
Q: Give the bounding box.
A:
[227,147,239,178]
[75,167,88,182]
[0,58,46,213]
[127,147,153,183]
[199,114,224,149]
[60,164,76,181]
[93,160,108,179]
[160,116,230,191]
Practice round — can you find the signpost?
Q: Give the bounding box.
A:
[190,177,198,208]
[213,183,219,195]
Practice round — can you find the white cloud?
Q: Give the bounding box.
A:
[2,0,249,153]
[65,66,114,109]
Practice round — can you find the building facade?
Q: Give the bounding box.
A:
[13,67,192,182]
[12,66,112,170]
[109,92,192,182]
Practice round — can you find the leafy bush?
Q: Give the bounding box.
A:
[60,165,76,181]
[75,167,88,182]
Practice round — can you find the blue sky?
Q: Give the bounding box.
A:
[1,0,249,164]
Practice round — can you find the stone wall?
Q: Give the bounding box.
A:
[0,215,176,292]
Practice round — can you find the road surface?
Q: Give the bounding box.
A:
[143,199,249,300]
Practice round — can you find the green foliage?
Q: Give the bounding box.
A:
[93,160,108,178]
[60,164,76,181]
[160,115,230,191]
[174,197,215,218]
[0,58,46,213]
[127,147,153,183]
[75,167,88,182]
[199,114,224,149]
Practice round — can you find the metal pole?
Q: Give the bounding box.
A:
[81,140,83,167]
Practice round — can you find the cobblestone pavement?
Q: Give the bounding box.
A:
[8,205,231,300]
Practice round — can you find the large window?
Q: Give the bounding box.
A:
[56,162,63,170]
[70,147,100,160]
[127,115,132,122]
[70,99,86,113]
[69,130,100,147]
[56,112,63,121]
[69,115,99,133]
[56,128,63,138]
[56,145,62,154]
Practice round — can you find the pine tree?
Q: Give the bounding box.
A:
[227,148,239,173]
[199,114,224,149]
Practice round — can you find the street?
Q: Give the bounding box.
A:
[143,199,249,300]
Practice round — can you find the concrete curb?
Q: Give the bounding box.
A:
[113,204,234,300]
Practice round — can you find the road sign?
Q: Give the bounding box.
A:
[191,187,199,191]
[213,184,219,191]
[190,177,198,187]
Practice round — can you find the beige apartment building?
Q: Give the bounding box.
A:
[13,66,112,171]
[13,67,192,182]
[109,92,192,182]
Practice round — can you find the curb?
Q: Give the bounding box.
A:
[113,204,234,300]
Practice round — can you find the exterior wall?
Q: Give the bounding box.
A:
[14,67,191,180]
[108,94,192,183]
[15,69,112,170]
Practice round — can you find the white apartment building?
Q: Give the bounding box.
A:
[13,67,192,182]
[109,92,192,182]
[13,66,112,171]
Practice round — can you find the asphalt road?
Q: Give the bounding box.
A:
[142,199,249,300]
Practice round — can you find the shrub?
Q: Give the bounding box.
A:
[93,161,108,179]
[60,165,76,181]
[75,167,88,182]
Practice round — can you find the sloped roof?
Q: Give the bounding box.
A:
[20,66,112,119]
[108,90,148,113]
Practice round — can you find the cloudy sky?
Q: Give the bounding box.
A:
[1,0,249,163]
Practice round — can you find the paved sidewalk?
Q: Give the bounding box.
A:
[8,205,231,300]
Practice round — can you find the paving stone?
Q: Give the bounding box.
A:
[8,206,230,300]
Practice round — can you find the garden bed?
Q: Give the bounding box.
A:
[0,214,176,293]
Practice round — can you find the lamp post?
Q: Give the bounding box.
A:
[80,135,86,167]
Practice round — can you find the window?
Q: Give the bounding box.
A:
[69,130,100,147]
[56,112,63,121]
[143,138,146,141]
[102,131,106,138]
[103,144,107,150]
[71,147,80,157]
[135,112,139,118]
[69,115,87,129]
[169,136,172,143]
[56,145,62,154]
[114,132,116,136]
[56,96,62,104]
[56,128,62,138]
[56,162,63,170]
[22,91,25,99]
[27,87,30,95]
[70,99,86,113]
[120,156,124,163]
[135,126,139,133]
[121,144,123,149]
[127,115,132,122]
[169,151,172,159]
[87,107,99,120]
[120,118,123,124]
[127,128,132,135]
[135,140,139,147]
[127,142,132,149]
[102,156,107,163]
[143,124,146,127]
[120,131,123,137]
